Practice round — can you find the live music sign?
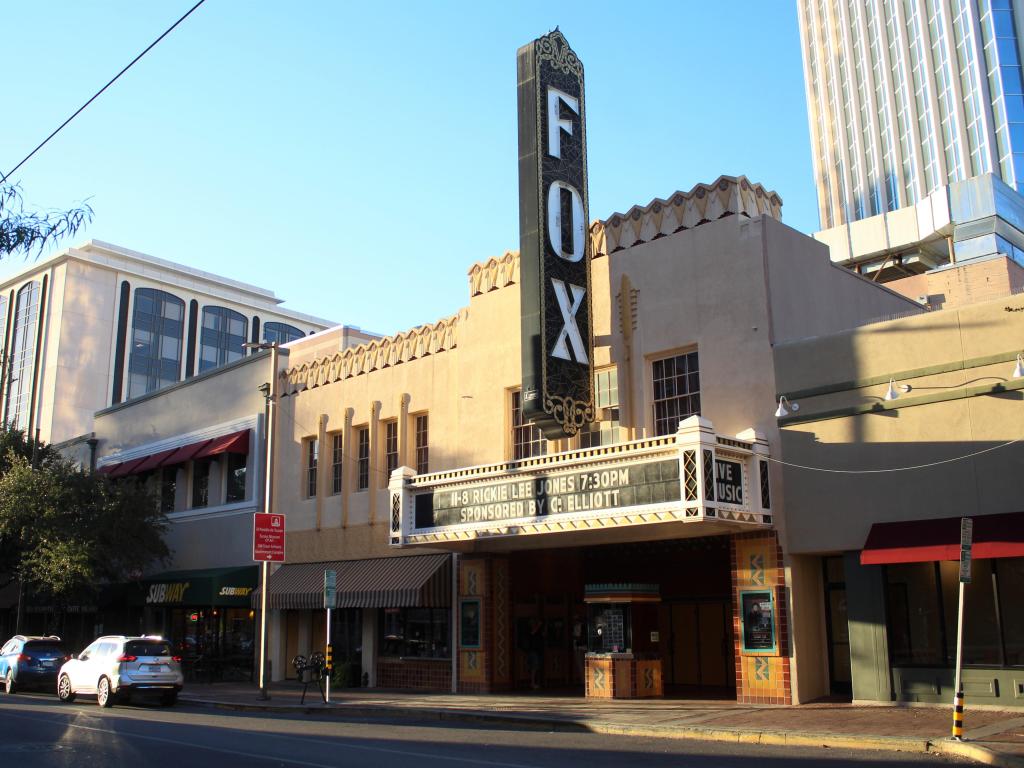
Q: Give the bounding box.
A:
[253,512,285,562]
[517,30,594,439]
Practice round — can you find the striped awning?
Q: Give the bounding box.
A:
[254,554,451,610]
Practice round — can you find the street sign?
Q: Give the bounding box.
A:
[959,517,973,584]
[959,547,972,583]
[324,569,336,609]
[960,517,973,548]
[253,513,285,562]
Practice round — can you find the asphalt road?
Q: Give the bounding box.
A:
[0,692,969,768]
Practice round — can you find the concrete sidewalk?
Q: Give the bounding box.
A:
[179,682,1024,766]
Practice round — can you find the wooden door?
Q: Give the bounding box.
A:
[671,603,700,686]
[285,612,300,679]
[698,602,728,687]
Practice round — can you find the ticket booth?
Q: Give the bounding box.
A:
[583,584,663,698]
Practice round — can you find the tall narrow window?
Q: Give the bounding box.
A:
[652,351,700,436]
[384,420,398,480]
[159,466,177,513]
[192,458,211,509]
[225,453,247,503]
[4,282,39,430]
[357,427,370,491]
[415,414,429,474]
[580,368,620,448]
[199,306,247,373]
[331,433,343,494]
[305,437,318,498]
[511,390,546,460]
[263,321,304,346]
[127,288,184,399]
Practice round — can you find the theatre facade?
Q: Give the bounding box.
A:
[264,174,918,703]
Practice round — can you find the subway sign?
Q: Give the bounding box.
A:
[517,30,595,439]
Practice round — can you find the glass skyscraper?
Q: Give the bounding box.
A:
[798,0,1024,229]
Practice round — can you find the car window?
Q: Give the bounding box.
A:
[23,643,65,657]
[81,642,100,658]
[97,642,118,657]
[125,640,173,657]
[0,641,13,655]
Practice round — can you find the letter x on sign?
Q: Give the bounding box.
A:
[551,278,588,364]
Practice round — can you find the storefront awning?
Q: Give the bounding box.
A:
[195,429,249,459]
[254,554,451,610]
[163,439,214,466]
[109,456,148,478]
[861,511,1024,565]
[134,448,178,473]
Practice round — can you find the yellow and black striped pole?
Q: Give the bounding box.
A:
[951,689,964,740]
[325,644,333,673]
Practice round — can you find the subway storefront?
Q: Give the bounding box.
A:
[133,566,258,681]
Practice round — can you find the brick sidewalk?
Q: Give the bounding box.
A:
[178,682,1024,766]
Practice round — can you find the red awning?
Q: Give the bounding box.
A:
[861,511,1024,565]
[194,429,249,459]
[163,439,214,466]
[96,463,119,475]
[108,457,149,478]
[134,448,179,473]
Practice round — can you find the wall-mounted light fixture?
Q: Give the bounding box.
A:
[884,377,912,401]
[775,396,799,418]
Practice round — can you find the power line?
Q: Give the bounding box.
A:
[763,437,1022,474]
[1,0,207,186]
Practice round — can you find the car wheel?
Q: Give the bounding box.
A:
[57,674,75,703]
[5,670,16,695]
[161,691,177,707]
[96,677,114,708]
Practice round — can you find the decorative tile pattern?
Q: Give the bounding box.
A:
[493,559,510,684]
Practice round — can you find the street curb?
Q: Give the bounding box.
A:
[179,695,1024,763]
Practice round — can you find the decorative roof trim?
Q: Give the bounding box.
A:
[591,175,783,256]
[281,314,460,395]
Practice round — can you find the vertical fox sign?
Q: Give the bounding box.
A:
[517,30,595,439]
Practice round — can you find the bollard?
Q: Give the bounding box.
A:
[951,689,965,740]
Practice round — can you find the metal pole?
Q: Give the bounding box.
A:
[257,344,278,701]
[952,580,966,740]
[325,607,332,703]
[451,553,458,694]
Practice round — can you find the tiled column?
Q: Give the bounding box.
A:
[731,530,792,705]
[457,555,510,693]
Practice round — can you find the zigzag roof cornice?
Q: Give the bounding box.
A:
[280,313,460,395]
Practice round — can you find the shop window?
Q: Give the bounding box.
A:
[997,558,1024,666]
[652,351,700,436]
[579,368,620,448]
[199,306,247,373]
[225,452,247,503]
[885,563,944,666]
[887,557,1024,669]
[127,288,184,399]
[192,458,211,509]
[263,321,304,346]
[415,414,429,474]
[331,433,343,495]
[357,427,369,491]
[511,390,546,460]
[379,607,450,659]
[384,420,398,480]
[304,438,318,498]
[160,466,177,513]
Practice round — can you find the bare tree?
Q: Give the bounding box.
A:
[0,183,92,258]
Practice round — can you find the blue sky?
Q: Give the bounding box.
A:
[2,1,815,336]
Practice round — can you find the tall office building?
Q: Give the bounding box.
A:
[798,0,1024,291]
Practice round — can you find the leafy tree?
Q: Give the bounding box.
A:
[0,182,92,258]
[0,436,169,611]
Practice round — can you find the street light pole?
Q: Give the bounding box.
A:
[246,342,280,701]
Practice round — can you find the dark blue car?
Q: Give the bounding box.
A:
[0,635,70,694]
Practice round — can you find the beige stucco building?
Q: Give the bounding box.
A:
[255,176,918,700]
[774,291,1024,707]
[0,239,351,449]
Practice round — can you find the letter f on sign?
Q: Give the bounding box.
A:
[551,279,589,364]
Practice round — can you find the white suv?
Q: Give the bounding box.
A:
[57,635,183,707]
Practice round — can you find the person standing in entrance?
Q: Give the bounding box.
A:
[527,618,544,690]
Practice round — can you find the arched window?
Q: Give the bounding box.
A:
[199,306,247,373]
[4,282,39,430]
[263,321,304,346]
[127,288,185,399]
